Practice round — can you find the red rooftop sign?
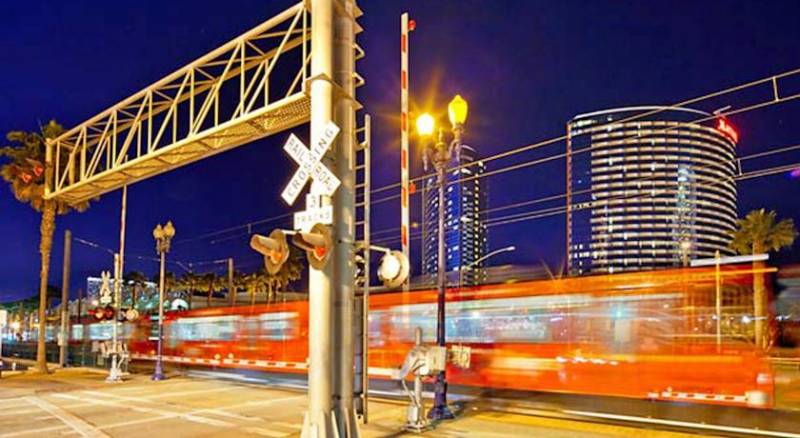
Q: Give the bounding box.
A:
[716,119,739,143]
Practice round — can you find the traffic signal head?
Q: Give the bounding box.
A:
[250,229,290,275]
[292,223,333,270]
[378,250,410,288]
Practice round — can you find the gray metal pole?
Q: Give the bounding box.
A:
[228,258,235,307]
[304,0,335,436]
[333,0,357,435]
[107,253,122,382]
[59,230,71,367]
[118,185,127,298]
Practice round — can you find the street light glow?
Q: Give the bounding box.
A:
[448,94,468,127]
[416,113,435,137]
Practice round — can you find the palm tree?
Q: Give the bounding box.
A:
[124,271,148,310]
[269,247,304,297]
[729,209,797,349]
[149,271,178,312]
[178,271,200,310]
[201,272,218,308]
[0,121,91,373]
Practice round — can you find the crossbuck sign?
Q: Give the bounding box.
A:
[280,121,341,206]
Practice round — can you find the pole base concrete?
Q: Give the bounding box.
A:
[301,409,361,438]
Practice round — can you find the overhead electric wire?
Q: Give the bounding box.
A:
[363,87,800,211]
[169,67,800,248]
[367,139,800,244]
[366,66,800,198]
[73,235,228,272]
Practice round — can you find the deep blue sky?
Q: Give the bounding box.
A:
[2,1,800,302]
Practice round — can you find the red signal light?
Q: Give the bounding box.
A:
[408,19,416,31]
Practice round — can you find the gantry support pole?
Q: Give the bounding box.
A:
[59,230,71,367]
[333,0,358,436]
[303,0,336,436]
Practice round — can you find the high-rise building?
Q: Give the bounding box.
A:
[567,106,739,275]
[422,145,488,285]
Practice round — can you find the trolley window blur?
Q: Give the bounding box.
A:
[257,312,298,340]
[383,286,759,351]
[170,315,238,341]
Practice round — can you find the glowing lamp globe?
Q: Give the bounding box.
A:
[164,221,176,238]
[416,113,435,137]
[448,94,468,127]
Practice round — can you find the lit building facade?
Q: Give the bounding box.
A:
[422,145,488,285]
[567,106,739,275]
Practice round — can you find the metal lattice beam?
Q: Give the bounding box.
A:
[46,2,311,204]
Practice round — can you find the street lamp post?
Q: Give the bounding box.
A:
[416,94,468,421]
[459,245,516,288]
[152,221,175,381]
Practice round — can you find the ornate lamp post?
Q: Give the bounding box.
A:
[152,221,175,381]
[415,94,468,421]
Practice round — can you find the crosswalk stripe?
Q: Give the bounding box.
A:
[24,397,108,438]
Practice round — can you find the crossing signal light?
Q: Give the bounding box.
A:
[378,250,410,288]
[93,305,116,321]
[292,223,333,270]
[250,229,290,275]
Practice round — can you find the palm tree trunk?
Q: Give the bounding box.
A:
[207,278,213,308]
[753,259,767,349]
[36,200,56,373]
[188,284,193,310]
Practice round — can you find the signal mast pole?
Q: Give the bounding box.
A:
[304,0,335,436]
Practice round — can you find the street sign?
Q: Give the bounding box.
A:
[281,121,341,205]
[99,271,112,305]
[294,205,333,232]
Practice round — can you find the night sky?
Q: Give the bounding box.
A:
[2,1,800,302]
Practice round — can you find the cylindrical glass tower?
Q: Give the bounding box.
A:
[566,106,738,275]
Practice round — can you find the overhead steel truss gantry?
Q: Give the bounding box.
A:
[45,1,362,204]
[45,2,367,438]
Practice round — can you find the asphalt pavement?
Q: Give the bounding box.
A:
[0,368,725,438]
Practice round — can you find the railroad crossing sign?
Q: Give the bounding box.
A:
[99,271,112,305]
[280,121,341,205]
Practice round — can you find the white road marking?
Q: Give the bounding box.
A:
[0,397,27,405]
[0,424,69,438]
[54,393,234,428]
[563,409,800,438]
[201,408,261,422]
[272,421,301,430]
[111,379,196,392]
[0,408,40,417]
[243,427,289,437]
[23,396,108,438]
[89,395,306,432]
[146,385,238,399]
